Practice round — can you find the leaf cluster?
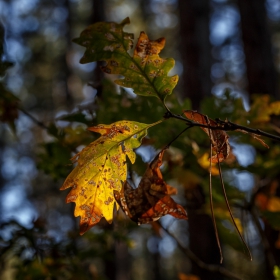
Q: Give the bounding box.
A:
[21,17,280,277]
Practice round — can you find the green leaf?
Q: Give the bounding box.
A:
[73,17,178,101]
[60,120,162,234]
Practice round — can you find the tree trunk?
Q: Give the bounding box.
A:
[178,0,212,109]
[237,0,279,99]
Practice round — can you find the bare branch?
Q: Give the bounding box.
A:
[19,107,49,130]
[165,112,280,142]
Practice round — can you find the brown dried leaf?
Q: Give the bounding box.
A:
[114,149,187,224]
[184,110,230,163]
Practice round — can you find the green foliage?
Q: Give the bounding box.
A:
[73,17,178,101]
[37,142,72,180]
[60,18,280,240]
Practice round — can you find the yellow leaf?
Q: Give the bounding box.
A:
[61,120,161,234]
[197,152,220,176]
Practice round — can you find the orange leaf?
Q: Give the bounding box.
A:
[114,149,187,224]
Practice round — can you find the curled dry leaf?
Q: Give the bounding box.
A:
[114,149,188,224]
[184,110,230,163]
[60,120,161,235]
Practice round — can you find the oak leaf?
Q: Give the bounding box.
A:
[113,149,187,224]
[73,18,178,101]
[61,120,161,234]
[184,110,230,163]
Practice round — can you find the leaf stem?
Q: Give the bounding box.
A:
[164,126,191,149]
[208,142,223,263]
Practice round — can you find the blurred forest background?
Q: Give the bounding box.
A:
[1,0,280,279]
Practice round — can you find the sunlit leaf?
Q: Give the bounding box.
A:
[61,120,161,234]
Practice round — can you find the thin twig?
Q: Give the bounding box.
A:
[207,119,223,263]
[157,221,243,280]
[219,119,280,142]
[165,126,192,149]
[19,108,49,130]
[216,159,252,261]
[163,100,172,114]
[19,107,79,154]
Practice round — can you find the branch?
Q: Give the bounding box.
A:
[157,221,243,280]
[164,112,280,142]
[19,108,49,130]
[19,107,78,153]
[219,119,280,142]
